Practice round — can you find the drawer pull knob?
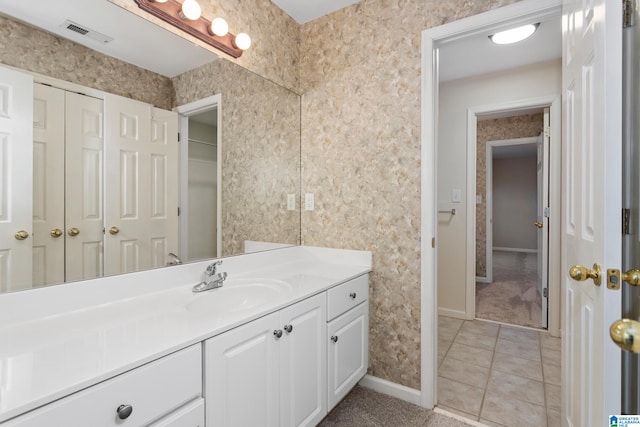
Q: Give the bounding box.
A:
[331,335,339,343]
[284,324,293,333]
[117,404,133,420]
[274,329,283,339]
[349,292,357,299]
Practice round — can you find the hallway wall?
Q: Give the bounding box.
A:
[437,60,561,319]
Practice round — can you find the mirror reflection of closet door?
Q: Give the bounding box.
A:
[32,84,64,287]
[0,66,33,292]
[65,91,104,282]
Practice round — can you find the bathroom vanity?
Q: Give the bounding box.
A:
[0,246,371,426]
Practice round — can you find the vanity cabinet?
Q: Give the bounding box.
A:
[205,293,327,427]
[3,345,203,427]
[326,274,369,411]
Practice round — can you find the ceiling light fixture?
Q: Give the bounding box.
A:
[134,0,251,58]
[489,23,539,45]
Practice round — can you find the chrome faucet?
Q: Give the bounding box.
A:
[167,252,182,266]
[192,260,228,292]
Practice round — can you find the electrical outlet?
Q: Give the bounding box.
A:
[305,193,315,211]
[287,194,296,211]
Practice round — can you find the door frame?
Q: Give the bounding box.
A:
[485,135,540,281]
[175,95,223,261]
[420,0,562,408]
[466,97,561,331]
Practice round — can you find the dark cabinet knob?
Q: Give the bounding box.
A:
[117,404,133,420]
[349,292,356,299]
[331,335,339,343]
[273,329,283,339]
[284,324,293,333]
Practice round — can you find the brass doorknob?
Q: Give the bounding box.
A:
[534,221,543,228]
[622,270,640,286]
[569,263,602,286]
[50,228,63,238]
[109,226,120,235]
[68,227,80,236]
[14,230,29,240]
[610,319,640,353]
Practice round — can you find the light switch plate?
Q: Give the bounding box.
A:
[305,193,315,211]
[476,195,482,205]
[452,189,462,203]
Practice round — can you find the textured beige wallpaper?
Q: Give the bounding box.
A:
[0,15,174,110]
[172,59,301,256]
[476,114,543,277]
[109,0,301,93]
[300,0,520,390]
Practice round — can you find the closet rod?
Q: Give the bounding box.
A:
[188,138,217,147]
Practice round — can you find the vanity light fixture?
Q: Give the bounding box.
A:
[134,0,251,58]
[489,23,539,45]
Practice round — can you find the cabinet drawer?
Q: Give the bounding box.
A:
[149,398,204,427]
[6,345,202,427]
[326,274,368,321]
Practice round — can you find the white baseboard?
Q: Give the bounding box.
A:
[493,247,538,253]
[475,276,490,283]
[358,375,422,406]
[434,407,490,427]
[437,307,466,320]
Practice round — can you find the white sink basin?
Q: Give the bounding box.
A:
[186,278,294,314]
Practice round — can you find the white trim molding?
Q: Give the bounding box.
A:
[358,375,422,406]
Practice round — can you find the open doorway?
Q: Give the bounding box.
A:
[175,95,222,263]
[475,111,549,330]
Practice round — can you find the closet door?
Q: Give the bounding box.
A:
[32,84,65,287]
[0,66,33,292]
[65,92,104,282]
[104,94,178,275]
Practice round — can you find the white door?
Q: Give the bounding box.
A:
[0,66,33,292]
[280,293,327,427]
[150,107,179,268]
[537,108,550,329]
[562,0,622,424]
[65,91,104,282]
[204,312,280,427]
[32,83,64,287]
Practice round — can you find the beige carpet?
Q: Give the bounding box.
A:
[319,386,475,426]
[475,251,542,329]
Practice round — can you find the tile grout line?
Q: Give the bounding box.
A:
[476,323,500,423]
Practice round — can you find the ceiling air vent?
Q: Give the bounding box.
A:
[61,20,114,44]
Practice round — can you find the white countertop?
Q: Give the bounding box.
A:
[0,246,371,423]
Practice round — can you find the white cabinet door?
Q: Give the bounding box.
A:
[205,312,280,427]
[104,95,178,275]
[327,302,368,411]
[0,65,33,292]
[280,293,327,427]
[65,91,105,282]
[32,83,64,287]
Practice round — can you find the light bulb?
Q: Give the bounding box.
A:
[235,33,251,50]
[180,0,202,20]
[489,23,539,45]
[152,0,168,3]
[210,18,229,37]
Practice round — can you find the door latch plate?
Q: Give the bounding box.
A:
[607,268,621,290]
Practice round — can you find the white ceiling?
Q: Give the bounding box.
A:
[0,0,218,78]
[271,0,361,24]
[438,15,562,82]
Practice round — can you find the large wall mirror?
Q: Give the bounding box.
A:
[0,0,301,294]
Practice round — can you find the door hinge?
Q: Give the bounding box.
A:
[624,0,636,28]
[543,288,548,298]
[177,132,181,142]
[544,207,550,218]
[623,208,631,235]
[544,126,550,138]
[178,207,181,217]
[432,237,435,248]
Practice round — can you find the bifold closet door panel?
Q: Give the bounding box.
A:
[65,91,105,282]
[0,66,33,292]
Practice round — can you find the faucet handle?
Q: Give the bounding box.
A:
[205,260,223,275]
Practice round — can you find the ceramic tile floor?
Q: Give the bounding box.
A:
[438,316,561,427]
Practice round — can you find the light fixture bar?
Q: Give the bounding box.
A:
[134,0,243,58]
